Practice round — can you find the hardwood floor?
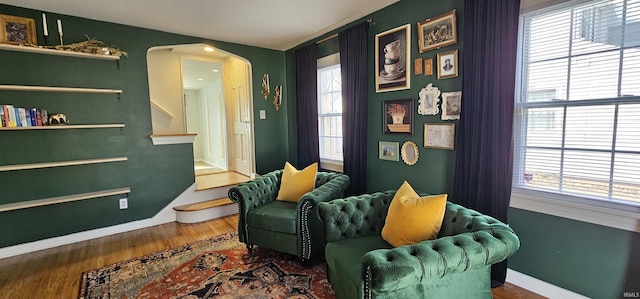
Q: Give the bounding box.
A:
[0,215,545,298]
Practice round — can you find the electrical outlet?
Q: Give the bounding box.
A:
[119,198,128,210]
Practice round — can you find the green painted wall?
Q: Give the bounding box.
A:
[0,4,288,248]
[509,208,640,299]
[284,0,640,298]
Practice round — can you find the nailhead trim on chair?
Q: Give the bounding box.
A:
[301,200,313,259]
[365,265,372,299]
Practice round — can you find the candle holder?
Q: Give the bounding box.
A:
[59,33,64,46]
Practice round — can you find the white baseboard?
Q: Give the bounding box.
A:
[507,269,590,299]
[0,219,153,260]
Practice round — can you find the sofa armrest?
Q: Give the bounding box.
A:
[295,173,350,259]
[228,170,282,243]
[318,191,395,243]
[361,227,520,293]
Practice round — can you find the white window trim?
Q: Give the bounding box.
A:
[320,158,343,173]
[510,188,640,233]
[512,0,640,233]
[317,53,343,172]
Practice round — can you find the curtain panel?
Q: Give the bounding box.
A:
[339,22,369,195]
[454,0,521,286]
[295,44,320,167]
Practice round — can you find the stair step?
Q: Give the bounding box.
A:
[173,198,234,212]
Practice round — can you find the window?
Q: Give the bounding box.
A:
[317,54,343,171]
[514,0,640,224]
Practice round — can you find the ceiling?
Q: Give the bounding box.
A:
[0,0,399,51]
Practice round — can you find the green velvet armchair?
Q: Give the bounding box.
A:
[317,191,520,299]
[228,169,349,260]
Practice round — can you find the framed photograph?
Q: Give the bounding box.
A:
[424,123,455,150]
[379,141,400,161]
[375,24,410,93]
[417,10,457,53]
[382,98,414,135]
[437,49,458,79]
[414,58,423,75]
[441,91,461,120]
[418,83,441,115]
[424,59,433,76]
[0,14,37,45]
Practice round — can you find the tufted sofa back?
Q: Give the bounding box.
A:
[319,191,517,244]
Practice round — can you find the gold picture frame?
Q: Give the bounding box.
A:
[437,49,458,79]
[375,24,411,93]
[424,123,455,150]
[0,14,37,45]
[417,10,457,53]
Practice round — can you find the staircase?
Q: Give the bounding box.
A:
[153,172,250,225]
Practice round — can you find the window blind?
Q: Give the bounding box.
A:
[514,0,640,206]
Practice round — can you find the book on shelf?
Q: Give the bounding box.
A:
[1,105,49,128]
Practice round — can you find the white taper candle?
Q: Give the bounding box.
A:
[42,13,48,36]
[57,19,62,35]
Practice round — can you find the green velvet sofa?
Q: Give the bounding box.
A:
[317,191,520,299]
[228,169,350,260]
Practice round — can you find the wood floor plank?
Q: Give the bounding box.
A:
[0,215,543,298]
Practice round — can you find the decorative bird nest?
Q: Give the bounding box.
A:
[48,35,128,57]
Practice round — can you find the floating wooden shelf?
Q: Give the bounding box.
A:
[0,43,121,61]
[0,85,122,94]
[0,156,127,172]
[0,187,131,213]
[0,124,125,130]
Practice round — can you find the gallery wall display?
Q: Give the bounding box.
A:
[379,141,399,161]
[375,24,411,92]
[417,10,457,53]
[437,49,458,79]
[424,123,455,150]
[401,141,419,165]
[441,91,461,120]
[382,98,414,135]
[418,83,441,115]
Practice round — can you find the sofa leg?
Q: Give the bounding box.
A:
[247,244,253,253]
[300,258,312,267]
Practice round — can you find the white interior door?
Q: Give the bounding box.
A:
[226,58,251,176]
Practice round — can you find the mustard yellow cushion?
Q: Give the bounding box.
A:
[276,162,318,202]
[381,181,447,247]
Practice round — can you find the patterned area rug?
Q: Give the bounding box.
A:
[79,233,335,298]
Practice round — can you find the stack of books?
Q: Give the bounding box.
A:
[1,105,49,128]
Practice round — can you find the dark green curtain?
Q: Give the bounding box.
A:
[339,22,369,195]
[454,0,521,287]
[295,44,320,167]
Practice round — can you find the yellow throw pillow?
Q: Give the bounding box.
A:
[276,162,318,202]
[381,181,447,247]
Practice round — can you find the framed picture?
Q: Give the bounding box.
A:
[424,123,455,150]
[437,49,458,79]
[375,24,410,93]
[424,59,433,76]
[0,14,37,45]
[382,98,414,135]
[418,83,441,115]
[414,58,423,75]
[379,141,400,161]
[417,10,457,53]
[441,91,461,120]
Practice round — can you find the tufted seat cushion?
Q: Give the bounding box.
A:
[247,201,297,234]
